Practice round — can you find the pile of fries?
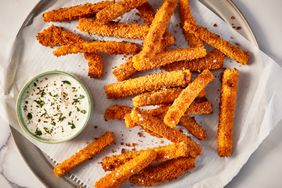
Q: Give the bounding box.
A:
[37,0,249,187]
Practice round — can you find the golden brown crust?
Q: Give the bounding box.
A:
[104,105,132,121]
[112,58,137,81]
[130,108,202,157]
[43,2,113,22]
[184,22,250,65]
[185,100,213,115]
[101,142,189,171]
[132,88,206,107]
[53,132,114,176]
[53,41,139,56]
[36,25,84,47]
[138,0,178,57]
[179,0,204,48]
[218,69,239,157]
[162,49,225,72]
[96,0,147,22]
[129,157,196,186]
[95,150,156,188]
[179,117,207,140]
[164,70,214,127]
[133,47,207,71]
[104,70,191,98]
[84,53,103,78]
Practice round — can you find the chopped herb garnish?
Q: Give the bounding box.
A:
[35,128,42,136]
[58,113,66,122]
[76,107,80,112]
[68,121,76,129]
[34,99,45,108]
[53,94,59,98]
[68,112,72,117]
[33,82,37,87]
[43,127,53,134]
[80,109,87,114]
[43,121,48,123]
[72,98,80,105]
[79,95,85,99]
[40,109,48,117]
[27,113,32,120]
[51,121,56,126]
[62,80,71,85]
[37,89,46,97]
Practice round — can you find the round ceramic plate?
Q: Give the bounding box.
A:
[10,0,258,187]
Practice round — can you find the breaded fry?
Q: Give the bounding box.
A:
[179,0,204,48]
[185,100,213,115]
[131,108,202,157]
[36,25,103,79]
[129,157,196,186]
[218,69,239,157]
[95,150,156,188]
[162,49,225,72]
[184,22,250,64]
[104,70,191,98]
[113,58,137,81]
[133,47,207,71]
[180,117,207,140]
[36,25,84,47]
[53,41,139,56]
[132,88,206,107]
[124,113,136,128]
[164,70,214,128]
[84,53,103,78]
[104,105,132,121]
[53,132,114,176]
[43,2,113,22]
[96,0,147,22]
[137,0,178,57]
[102,142,189,171]
[78,19,149,39]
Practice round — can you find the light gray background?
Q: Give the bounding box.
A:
[0,0,281,187]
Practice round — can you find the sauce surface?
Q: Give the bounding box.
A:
[20,73,90,141]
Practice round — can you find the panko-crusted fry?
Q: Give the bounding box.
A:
[129,157,196,186]
[185,100,213,115]
[132,88,206,107]
[84,53,103,78]
[164,70,214,128]
[180,117,207,140]
[162,49,225,72]
[102,142,189,171]
[43,2,113,22]
[133,47,207,71]
[53,132,114,176]
[37,25,103,79]
[96,0,147,22]
[137,0,178,57]
[36,25,84,47]
[218,69,239,157]
[113,58,137,81]
[184,22,250,64]
[104,105,132,121]
[104,70,191,98]
[179,0,204,48]
[131,108,202,157]
[53,41,139,56]
[95,150,156,188]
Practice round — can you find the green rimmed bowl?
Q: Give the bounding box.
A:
[16,70,92,144]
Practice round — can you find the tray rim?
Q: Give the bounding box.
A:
[10,0,258,187]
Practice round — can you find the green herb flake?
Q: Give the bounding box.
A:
[80,109,87,114]
[62,80,71,85]
[68,112,72,117]
[43,127,53,134]
[58,113,66,122]
[34,99,45,108]
[68,121,76,129]
[35,128,42,136]
[27,113,33,120]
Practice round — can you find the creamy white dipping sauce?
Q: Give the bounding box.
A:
[20,73,90,141]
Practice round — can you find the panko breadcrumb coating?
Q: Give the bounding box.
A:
[180,117,207,140]
[184,22,250,64]
[104,105,132,121]
[101,142,189,171]
[104,70,191,98]
[53,132,114,176]
[218,69,239,157]
[96,0,147,22]
[53,41,139,56]
[112,58,137,81]
[162,48,225,72]
[84,53,103,78]
[43,2,113,22]
[164,70,214,128]
[129,157,196,186]
[95,150,156,188]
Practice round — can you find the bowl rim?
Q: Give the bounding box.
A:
[16,70,92,144]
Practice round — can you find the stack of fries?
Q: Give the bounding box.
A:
[37,0,249,187]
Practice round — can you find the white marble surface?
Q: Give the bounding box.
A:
[0,0,282,188]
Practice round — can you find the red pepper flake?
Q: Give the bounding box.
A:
[213,23,218,27]
[137,132,145,137]
[120,142,124,145]
[121,148,128,154]
[231,16,236,20]
[236,26,242,30]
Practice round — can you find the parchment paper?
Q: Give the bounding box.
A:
[1,0,282,187]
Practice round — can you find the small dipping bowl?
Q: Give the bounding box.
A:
[16,71,92,144]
